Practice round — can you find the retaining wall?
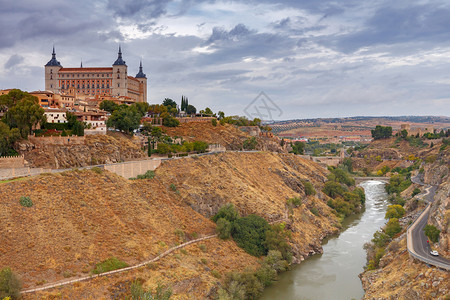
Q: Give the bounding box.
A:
[104,159,161,179]
[0,155,24,168]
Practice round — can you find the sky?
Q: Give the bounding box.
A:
[0,0,449,120]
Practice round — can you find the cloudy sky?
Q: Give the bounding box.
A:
[1,0,449,120]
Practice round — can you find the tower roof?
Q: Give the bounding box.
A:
[45,46,62,67]
[135,61,146,78]
[113,45,127,66]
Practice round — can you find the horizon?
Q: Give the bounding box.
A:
[1,1,450,119]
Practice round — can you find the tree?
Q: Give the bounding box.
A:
[385,205,405,220]
[8,97,45,136]
[385,218,402,238]
[99,100,119,113]
[151,126,163,139]
[133,102,149,117]
[192,140,208,153]
[106,106,141,134]
[212,203,240,223]
[342,157,353,173]
[0,267,21,299]
[218,111,225,120]
[371,125,392,140]
[204,107,213,115]
[232,215,270,257]
[163,98,177,109]
[161,113,180,127]
[0,122,20,156]
[216,218,232,239]
[186,104,196,115]
[291,141,305,155]
[424,224,440,243]
[400,129,408,139]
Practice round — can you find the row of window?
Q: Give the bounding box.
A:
[60,73,111,78]
[60,80,111,84]
[62,84,110,89]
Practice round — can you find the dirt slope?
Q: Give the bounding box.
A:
[1,152,339,299]
[162,122,284,152]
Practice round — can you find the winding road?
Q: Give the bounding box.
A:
[407,176,450,270]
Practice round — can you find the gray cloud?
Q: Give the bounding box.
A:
[4,55,24,70]
[0,0,449,118]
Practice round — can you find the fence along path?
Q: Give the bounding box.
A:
[21,234,218,294]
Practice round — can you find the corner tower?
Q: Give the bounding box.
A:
[111,46,128,97]
[135,61,147,102]
[45,46,62,92]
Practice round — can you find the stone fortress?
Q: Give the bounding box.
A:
[45,46,147,103]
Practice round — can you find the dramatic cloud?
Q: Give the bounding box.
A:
[0,0,449,119]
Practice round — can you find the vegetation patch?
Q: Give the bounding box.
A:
[92,257,129,274]
[213,204,293,262]
[0,267,21,299]
[130,280,172,300]
[424,224,440,243]
[19,196,33,207]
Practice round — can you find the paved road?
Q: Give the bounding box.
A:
[407,176,450,270]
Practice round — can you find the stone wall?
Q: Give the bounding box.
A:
[0,167,51,180]
[0,155,25,168]
[104,159,161,179]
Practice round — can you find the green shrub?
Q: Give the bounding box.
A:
[131,280,172,300]
[424,224,440,243]
[216,218,232,239]
[385,205,405,220]
[264,224,292,263]
[327,168,355,186]
[322,181,348,198]
[19,196,33,207]
[92,257,128,274]
[211,118,218,127]
[91,167,102,174]
[412,188,421,197]
[212,203,240,223]
[198,244,207,252]
[371,231,390,248]
[135,170,155,179]
[310,207,319,216]
[302,180,316,196]
[169,184,177,192]
[211,270,221,279]
[232,215,270,257]
[385,218,402,238]
[193,141,209,153]
[0,267,21,299]
[174,229,185,242]
[286,197,302,208]
[243,137,258,150]
[385,174,411,194]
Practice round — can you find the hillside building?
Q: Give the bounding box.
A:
[45,46,147,103]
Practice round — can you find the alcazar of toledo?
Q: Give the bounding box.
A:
[45,46,147,103]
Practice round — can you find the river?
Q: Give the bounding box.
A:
[261,180,389,300]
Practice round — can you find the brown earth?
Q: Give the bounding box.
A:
[16,133,146,169]
[0,151,339,299]
[162,122,285,152]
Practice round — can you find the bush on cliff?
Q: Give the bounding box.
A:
[0,267,21,299]
[424,224,440,243]
[232,215,270,257]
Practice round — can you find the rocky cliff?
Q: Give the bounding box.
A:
[1,151,339,299]
[16,133,145,169]
[360,149,449,300]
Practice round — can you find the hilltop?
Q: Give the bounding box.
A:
[1,152,338,299]
[162,121,284,152]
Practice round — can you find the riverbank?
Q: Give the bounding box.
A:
[261,180,389,299]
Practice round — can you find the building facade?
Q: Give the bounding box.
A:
[45,47,147,103]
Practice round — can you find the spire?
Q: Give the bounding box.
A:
[113,45,126,66]
[80,59,83,68]
[135,60,146,78]
[46,46,62,67]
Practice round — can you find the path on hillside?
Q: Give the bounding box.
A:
[21,234,218,295]
[21,210,292,295]
[407,176,450,271]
